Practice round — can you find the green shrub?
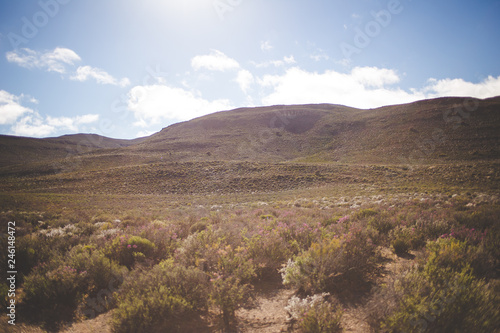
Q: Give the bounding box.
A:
[189,220,208,234]
[112,259,209,333]
[106,235,156,268]
[20,262,87,330]
[370,238,500,332]
[138,223,181,261]
[381,265,499,332]
[175,226,225,271]
[424,237,470,274]
[368,214,394,235]
[390,226,424,255]
[245,228,294,277]
[355,208,378,219]
[68,246,126,318]
[281,227,376,294]
[207,243,255,328]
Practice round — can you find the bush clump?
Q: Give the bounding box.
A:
[112,259,209,333]
[21,262,88,330]
[369,238,500,332]
[106,235,156,268]
[285,293,343,333]
[280,226,376,294]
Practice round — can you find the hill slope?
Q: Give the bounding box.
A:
[0,133,146,168]
[130,96,500,164]
[0,96,499,195]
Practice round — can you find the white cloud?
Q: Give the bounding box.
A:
[0,90,35,125]
[260,40,273,51]
[424,76,500,99]
[310,53,330,62]
[71,66,130,87]
[6,47,81,73]
[252,55,296,68]
[235,69,254,93]
[259,66,500,109]
[11,112,100,137]
[11,114,55,137]
[259,66,423,108]
[136,129,156,138]
[75,114,100,124]
[351,67,400,87]
[6,47,129,86]
[127,84,234,127]
[191,50,240,71]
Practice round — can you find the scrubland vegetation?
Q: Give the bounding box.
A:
[1,191,499,332]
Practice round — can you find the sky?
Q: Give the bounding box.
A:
[0,0,499,139]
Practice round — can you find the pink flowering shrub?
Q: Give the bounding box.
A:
[106,235,156,268]
[137,222,181,260]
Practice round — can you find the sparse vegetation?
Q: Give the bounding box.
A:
[1,190,497,331]
[0,97,499,331]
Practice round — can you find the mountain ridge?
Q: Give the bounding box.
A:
[1,96,499,195]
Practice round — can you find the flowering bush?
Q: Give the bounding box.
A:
[138,222,181,261]
[106,235,156,268]
[245,223,295,276]
[285,293,343,333]
[208,243,255,328]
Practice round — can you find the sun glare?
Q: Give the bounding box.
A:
[154,0,213,13]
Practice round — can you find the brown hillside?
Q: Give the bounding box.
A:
[129,96,500,164]
[0,96,499,195]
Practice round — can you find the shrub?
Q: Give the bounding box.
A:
[381,265,499,332]
[175,227,255,328]
[68,246,126,318]
[368,214,394,235]
[106,235,156,268]
[370,239,500,332]
[424,238,470,274]
[424,237,496,280]
[390,226,423,255]
[355,208,378,219]
[245,225,294,276]
[280,226,376,294]
[138,223,180,261]
[208,244,255,328]
[20,262,88,330]
[285,293,343,333]
[112,259,209,333]
[189,220,208,234]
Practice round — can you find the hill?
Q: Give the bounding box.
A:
[0,133,146,168]
[131,96,500,163]
[0,96,499,195]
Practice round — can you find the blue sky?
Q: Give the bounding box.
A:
[1,0,499,139]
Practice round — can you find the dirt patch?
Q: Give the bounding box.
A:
[235,279,294,333]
